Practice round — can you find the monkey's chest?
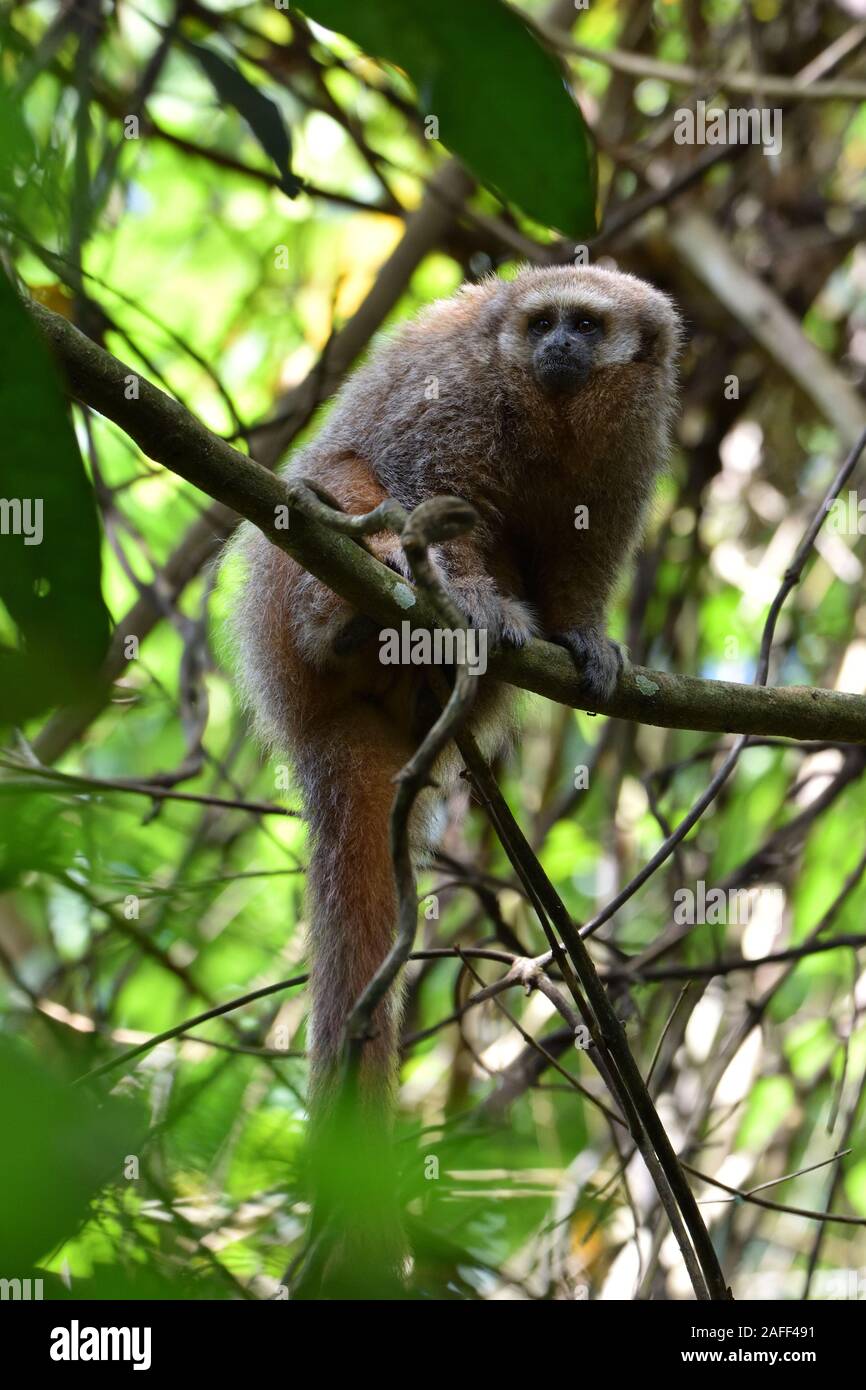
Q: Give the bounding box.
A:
[489,517,577,603]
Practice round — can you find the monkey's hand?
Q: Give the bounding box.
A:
[549,627,626,704]
[446,576,537,650]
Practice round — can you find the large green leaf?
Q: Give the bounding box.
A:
[0,272,110,723]
[301,0,596,237]
[0,1039,144,1268]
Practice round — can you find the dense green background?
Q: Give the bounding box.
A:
[1,0,865,1300]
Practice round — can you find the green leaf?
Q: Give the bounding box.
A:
[0,791,78,889]
[0,1039,144,1268]
[182,40,301,198]
[0,272,110,723]
[301,0,596,237]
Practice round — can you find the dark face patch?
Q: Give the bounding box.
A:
[527,308,603,397]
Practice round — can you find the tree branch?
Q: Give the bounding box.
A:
[32,300,866,745]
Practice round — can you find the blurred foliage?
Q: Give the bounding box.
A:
[0,1036,144,1269]
[0,0,865,1301]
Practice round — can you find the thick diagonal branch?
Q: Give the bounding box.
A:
[32,300,866,745]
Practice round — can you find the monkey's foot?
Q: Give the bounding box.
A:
[550,627,625,704]
[447,577,537,649]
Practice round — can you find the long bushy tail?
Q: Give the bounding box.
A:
[227,529,408,1102]
[298,709,411,1110]
[225,531,413,1291]
[295,712,415,1296]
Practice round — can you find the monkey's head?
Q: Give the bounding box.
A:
[488,265,682,401]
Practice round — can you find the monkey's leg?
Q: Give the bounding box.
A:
[533,536,627,704]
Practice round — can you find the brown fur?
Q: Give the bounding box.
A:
[228,265,682,1116]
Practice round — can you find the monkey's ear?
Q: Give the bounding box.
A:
[466,284,507,346]
[634,298,683,364]
[633,312,663,363]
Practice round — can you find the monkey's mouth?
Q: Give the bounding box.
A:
[534,354,588,397]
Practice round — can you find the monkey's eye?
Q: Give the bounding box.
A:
[528,315,553,336]
[574,315,600,335]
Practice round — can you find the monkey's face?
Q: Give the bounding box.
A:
[526,306,601,397]
[492,267,681,404]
